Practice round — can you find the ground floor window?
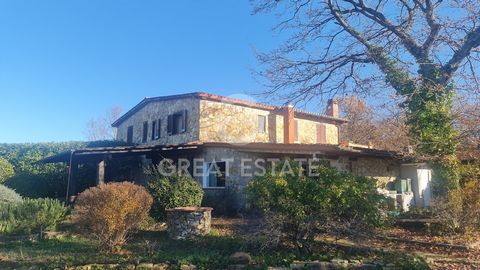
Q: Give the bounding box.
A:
[202,161,226,188]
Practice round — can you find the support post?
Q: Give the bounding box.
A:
[70,161,77,196]
[96,159,105,185]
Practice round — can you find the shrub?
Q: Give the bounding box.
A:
[73,182,153,252]
[147,170,204,220]
[432,180,480,234]
[246,162,390,252]
[0,157,14,184]
[0,184,22,204]
[0,198,66,235]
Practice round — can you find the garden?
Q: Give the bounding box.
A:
[1,144,480,269]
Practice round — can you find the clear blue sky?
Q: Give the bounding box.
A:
[0,0,284,143]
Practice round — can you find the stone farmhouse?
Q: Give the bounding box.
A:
[43,92,432,211]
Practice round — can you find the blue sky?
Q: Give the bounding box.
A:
[0,0,285,143]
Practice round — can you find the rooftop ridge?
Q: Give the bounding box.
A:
[112,91,347,127]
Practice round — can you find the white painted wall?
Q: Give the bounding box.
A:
[400,164,433,207]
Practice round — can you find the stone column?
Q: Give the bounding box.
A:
[96,159,105,185]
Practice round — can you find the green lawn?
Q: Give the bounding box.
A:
[0,219,429,270]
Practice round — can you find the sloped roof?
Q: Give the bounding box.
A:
[111,92,348,127]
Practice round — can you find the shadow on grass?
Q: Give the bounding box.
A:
[0,237,129,268]
[0,229,430,269]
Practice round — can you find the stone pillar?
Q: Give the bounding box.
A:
[67,161,78,203]
[96,159,105,185]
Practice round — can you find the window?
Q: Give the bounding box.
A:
[258,115,266,133]
[151,121,156,140]
[167,110,187,135]
[316,124,326,144]
[152,119,161,140]
[202,162,226,188]
[126,126,134,144]
[294,120,299,142]
[142,122,148,143]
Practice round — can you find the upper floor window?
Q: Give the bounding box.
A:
[167,110,187,135]
[258,115,266,134]
[202,161,226,188]
[127,126,134,144]
[142,121,148,143]
[152,119,161,140]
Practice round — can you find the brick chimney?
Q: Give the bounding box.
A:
[283,104,295,144]
[325,99,339,118]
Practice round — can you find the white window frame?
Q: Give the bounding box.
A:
[258,115,267,134]
[202,161,226,189]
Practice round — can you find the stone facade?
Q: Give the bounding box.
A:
[115,95,340,145]
[116,97,200,145]
[199,99,271,143]
[295,118,338,144]
[166,207,212,240]
[351,157,400,186]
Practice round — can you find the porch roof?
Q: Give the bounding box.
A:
[39,142,399,164]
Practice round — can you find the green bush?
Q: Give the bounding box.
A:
[0,198,67,235]
[246,161,390,252]
[147,171,204,220]
[0,157,14,184]
[0,184,22,204]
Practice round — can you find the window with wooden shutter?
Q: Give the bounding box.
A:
[167,114,173,135]
[152,120,157,140]
[167,111,188,135]
[156,119,161,138]
[142,121,148,143]
[180,110,187,133]
[316,124,326,144]
[127,126,134,144]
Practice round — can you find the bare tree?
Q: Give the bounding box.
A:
[454,97,480,160]
[254,0,480,190]
[84,106,122,141]
[339,96,410,152]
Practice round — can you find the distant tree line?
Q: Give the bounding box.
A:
[0,141,122,198]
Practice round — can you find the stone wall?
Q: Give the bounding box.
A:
[295,118,339,144]
[199,100,272,143]
[116,97,200,145]
[166,207,212,240]
[117,97,341,146]
[351,157,400,186]
[199,99,339,145]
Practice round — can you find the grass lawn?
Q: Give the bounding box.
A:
[0,218,460,270]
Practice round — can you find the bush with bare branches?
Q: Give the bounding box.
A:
[73,182,153,252]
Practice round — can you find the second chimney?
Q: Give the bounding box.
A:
[325,99,339,118]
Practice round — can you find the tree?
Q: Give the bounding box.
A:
[454,98,480,160]
[0,158,14,184]
[254,0,480,191]
[84,106,122,141]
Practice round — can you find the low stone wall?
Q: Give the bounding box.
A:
[166,207,212,240]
